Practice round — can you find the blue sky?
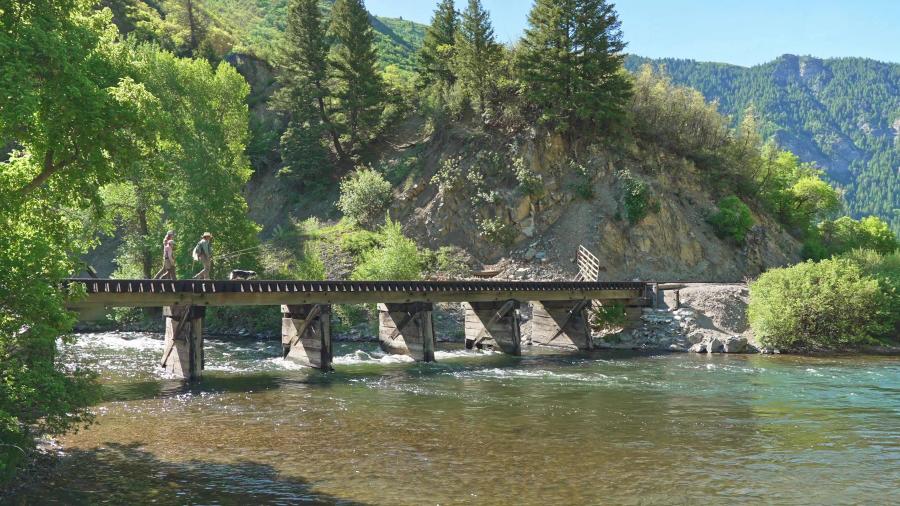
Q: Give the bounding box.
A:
[365,0,900,67]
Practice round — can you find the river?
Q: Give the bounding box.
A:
[9,332,900,505]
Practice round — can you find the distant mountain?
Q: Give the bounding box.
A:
[625,54,900,232]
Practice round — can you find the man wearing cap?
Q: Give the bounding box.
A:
[153,231,177,280]
[193,232,213,279]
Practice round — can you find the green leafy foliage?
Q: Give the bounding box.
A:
[0,0,129,481]
[477,217,518,246]
[104,45,261,280]
[590,302,627,333]
[804,216,899,260]
[421,246,471,278]
[618,170,656,224]
[749,255,897,350]
[351,218,422,280]
[337,167,393,228]
[709,196,755,244]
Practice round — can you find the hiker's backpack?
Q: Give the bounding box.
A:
[192,241,201,261]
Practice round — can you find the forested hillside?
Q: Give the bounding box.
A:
[625,55,900,233]
[103,0,425,71]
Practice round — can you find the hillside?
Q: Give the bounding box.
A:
[625,54,900,233]
[202,0,426,71]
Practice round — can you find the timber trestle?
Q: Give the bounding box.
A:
[66,278,651,381]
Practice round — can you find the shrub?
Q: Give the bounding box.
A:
[351,218,422,280]
[337,167,393,228]
[477,217,518,246]
[421,246,471,278]
[590,302,627,333]
[811,216,898,259]
[618,170,656,224]
[513,157,543,197]
[749,256,895,350]
[709,196,755,244]
[430,155,466,193]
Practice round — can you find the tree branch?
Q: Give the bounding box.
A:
[17,149,76,196]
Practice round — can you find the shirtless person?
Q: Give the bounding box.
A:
[153,231,177,280]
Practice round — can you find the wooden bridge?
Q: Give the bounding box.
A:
[66,276,653,381]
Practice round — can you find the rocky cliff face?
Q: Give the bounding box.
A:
[386,124,800,282]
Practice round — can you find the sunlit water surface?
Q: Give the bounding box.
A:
[10,332,900,505]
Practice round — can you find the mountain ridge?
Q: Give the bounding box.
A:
[625,54,900,232]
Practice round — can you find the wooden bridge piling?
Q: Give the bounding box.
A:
[161,305,205,380]
[464,300,522,355]
[282,304,333,370]
[378,302,436,362]
[530,300,593,350]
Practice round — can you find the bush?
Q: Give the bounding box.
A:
[709,196,755,244]
[590,302,627,333]
[618,170,656,224]
[351,218,422,280]
[337,167,393,229]
[749,256,896,350]
[477,217,518,246]
[421,246,471,278]
[811,216,898,259]
[513,157,543,197]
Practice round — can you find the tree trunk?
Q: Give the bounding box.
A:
[186,0,199,53]
[316,94,348,164]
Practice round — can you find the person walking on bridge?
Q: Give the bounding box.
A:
[153,231,177,280]
[192,232,213,279]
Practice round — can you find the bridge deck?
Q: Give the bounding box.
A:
[65,279,649,308]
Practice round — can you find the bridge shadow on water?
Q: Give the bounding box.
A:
[9,442,369,505]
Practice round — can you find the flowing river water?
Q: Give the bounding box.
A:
[10,332,900,505]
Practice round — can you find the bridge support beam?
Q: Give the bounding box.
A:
[530,300,593,350]
[378,302,436,362]
[282,304,333,370]
[161,305,205,381]
[464,300,521,355]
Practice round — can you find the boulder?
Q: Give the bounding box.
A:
[706,337,724,353]
[689,342,706,353]
[723,335,748,353]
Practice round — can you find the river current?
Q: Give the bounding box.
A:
[10,332,900,505]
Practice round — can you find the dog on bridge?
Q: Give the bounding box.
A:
[228,269,258,280]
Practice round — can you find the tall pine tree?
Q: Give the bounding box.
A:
[518,0,632,136]
[453,0,501,115]
[274,0,347,173]
[328,0,385,151]
[417,0,458,88]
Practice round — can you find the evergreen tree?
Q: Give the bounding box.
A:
[274,0,346,172]
[453,0,501,115]
[518,0,632,135]
[328,0,385,151]
[418,0,458,88]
